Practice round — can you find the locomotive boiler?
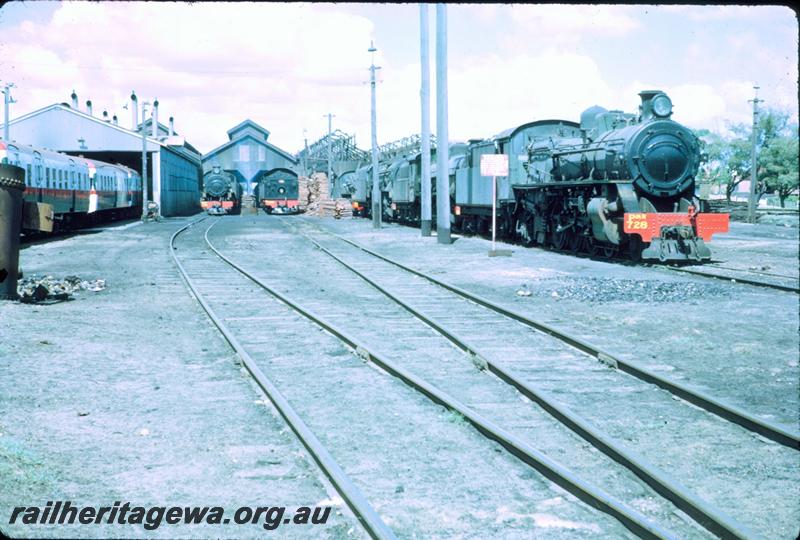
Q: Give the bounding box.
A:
[201,166,241,215]
[514,90,729,261]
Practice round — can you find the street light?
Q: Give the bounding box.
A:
[140,101,150,221]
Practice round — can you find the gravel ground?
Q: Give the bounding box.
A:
[2,214,797,538]
[0,217,361,539]
[315,217,799,430]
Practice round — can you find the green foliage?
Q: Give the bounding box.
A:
[695,108,799,206]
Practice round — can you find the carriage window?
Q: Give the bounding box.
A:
[46,168,50,187]
[27,164,32,184]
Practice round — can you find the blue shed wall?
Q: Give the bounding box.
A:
[160,147,202,216]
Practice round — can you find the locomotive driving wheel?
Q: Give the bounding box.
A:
[568,231,583,253]
[602,245,618,259]
[551,228,567,251]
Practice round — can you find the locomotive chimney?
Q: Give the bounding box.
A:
[71,90,78,109]
[151,99,159,137]
[638,90,661,121]
[169,116,174,136]
[131,91,138,131]
[86,100,93,116]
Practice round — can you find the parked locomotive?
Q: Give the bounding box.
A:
[356,90,729,262]
[510,90,729,261]
[0,141,142,231]
[201,166,241,215]
[256,168,300,214]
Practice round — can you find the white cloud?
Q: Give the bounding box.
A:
[1,2,379,154]
[509,5,640,39]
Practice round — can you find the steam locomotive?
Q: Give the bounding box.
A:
[347,90,729,262]
[201,166,241,215]
[256,168,300,214]
[1,140,142,232]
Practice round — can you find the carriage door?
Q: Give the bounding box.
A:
[33,152,44,202]
[68,159,77,211]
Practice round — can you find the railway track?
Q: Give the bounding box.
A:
[171,217,670,539]
[296,218,799,450]
[658,264,799,293]
[205,216,765,538]
[271,215,796,538]
[362,216,798,293]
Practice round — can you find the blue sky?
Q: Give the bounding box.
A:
[0,2,796,155]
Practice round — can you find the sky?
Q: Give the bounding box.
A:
[0,2,797,156]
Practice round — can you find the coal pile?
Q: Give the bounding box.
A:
[17,275,106,304]
[518,277,731,303]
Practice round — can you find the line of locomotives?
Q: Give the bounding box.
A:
[200,166,300,215]
[340,90,730,262]
[1,141,142,233]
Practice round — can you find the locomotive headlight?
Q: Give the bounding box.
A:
[652,94,673,117]
[278,187,286,194]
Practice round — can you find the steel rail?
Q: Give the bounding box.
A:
[169,218,396,540]
[705,265,799,281]
[304,219,800,451]
[287,222,755,540]
[658,265,800,294]
[206,220,677,540]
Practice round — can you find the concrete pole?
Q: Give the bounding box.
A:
[140,101,150,221]
[747,85,762,224]
[420,4,432,236]
[369,41,382,229]
[435,4,450,244]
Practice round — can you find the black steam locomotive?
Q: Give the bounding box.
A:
[352,90,729,262]
[511,90,729,261]
[256,168,300,214]
[201,166,241,215]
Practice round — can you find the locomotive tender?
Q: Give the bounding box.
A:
[354,90,729,262]
[0,141,142,231]
[201,166,241,215]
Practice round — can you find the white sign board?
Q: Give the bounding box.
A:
[480,154,509,177]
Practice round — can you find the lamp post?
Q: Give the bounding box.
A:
[369,41,382,229]
[140,101,150,221]
[746,85,763,224]
[2,83,16,142]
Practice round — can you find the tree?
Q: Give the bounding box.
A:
[726,108,798,206]
[760,132,799,207]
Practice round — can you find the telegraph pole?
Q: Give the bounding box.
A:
[369,41,382,229]
[140,101,150,221]
[2,83,16,142]
[747,85,763,224]
[324,113,335,185]
[435,4,450,244]
[420,4,432,237]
